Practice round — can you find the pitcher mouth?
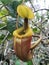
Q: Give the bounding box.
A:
[13,26,33,39]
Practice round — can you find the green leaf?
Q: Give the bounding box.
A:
[33,27,40,33]
[15,59,20,65]
[47,11,49,19]
[1,0,22,17]
[1,0,12,5]
[0,23,6,28]
[0,9,8,15]
[2,17,7,22]
[7,34,12,39]
[0,8,8,18]
[6,20,22,33]
[6,4,16,17]
[36,12,41,21]
[0,39,3,43]
[7,20,16,33]
[27,60,33,65]
[6,0,22,17]
[12,1,22,12]
[0,34,5,39]
[25,0,29,2]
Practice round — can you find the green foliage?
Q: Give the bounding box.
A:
[0,8,8,16]
[0,34,5,39]
[27,60,33,65]
[7,34,13,39]
[0,8,8,22]
[0,39,2,43]
[0,0,49,44]
[6,4,16,17]
[25,0,29,2]
[0,34,6,43]
[15,59,20,65]
[33,27,40,34]
[35,12,41,21]
[3,0,22,17]
[6,19,22,34]
[0,23,6,28]
[12,1,22,12]
[7,20,16,33]
[47,11,49,19]
[2,17,7,22]
[0,0,22,17]
[0,0,23,6]
[0,0,12,5]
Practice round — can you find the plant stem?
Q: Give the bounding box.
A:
[1,31,9,44]
[16,14,19,29]
[24,18,28,30]
[34,9,49,12]
[0,25,7,30]
[19,18,28,35]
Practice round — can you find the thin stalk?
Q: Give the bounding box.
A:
[0,5,4,10]
[0,14,9,19]
[29,0,35,11]
[24,18,28,30]
[1,31,9,44]
[16,14,19,29]
[34,9,49,12]
[0,25,7,30]
[1,31,9,55]
[19,18,28,35]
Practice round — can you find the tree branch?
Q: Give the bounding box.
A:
[0,25,7,30]
[34,9,49,12]
[0,5,4,10]
[1,31,10,44]
[29,0,35,11]
[0,4,2,5]
[0,14,9,19]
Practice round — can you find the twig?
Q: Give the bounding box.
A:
[0,14,9,19]
[0,25,7,30]
[29,0,35,11]
[1,31,9,54]
[34,9,49,12]
[1,31,9,44]
[32,21,47,36]
[0,4,2,5]
[16,14,19,29]
[34,24,47,36]
[27,1,49,13]
[1,4,11,15]
[0,5,4,10]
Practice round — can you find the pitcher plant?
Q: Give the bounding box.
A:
[13,4,41,62]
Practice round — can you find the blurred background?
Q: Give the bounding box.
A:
[0,0,49,65]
